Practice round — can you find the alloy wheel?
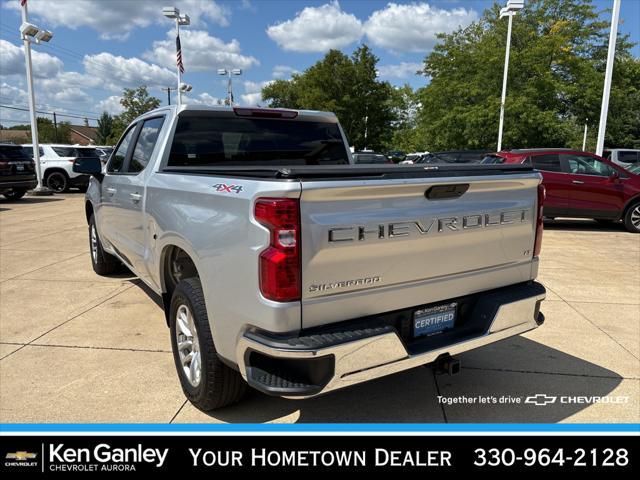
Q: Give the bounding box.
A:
[46,172,67,192]
[90,224,98,264]
[631,205,640,230]
[175,304,201,387]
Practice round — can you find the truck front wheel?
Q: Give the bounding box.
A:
[170,277,246,410]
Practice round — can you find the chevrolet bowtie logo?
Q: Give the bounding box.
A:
[6,451,37,461]
[525,394,557,406]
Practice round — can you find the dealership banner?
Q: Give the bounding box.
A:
[0,435,635,475]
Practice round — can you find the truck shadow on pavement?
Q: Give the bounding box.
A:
[200,336,627,424]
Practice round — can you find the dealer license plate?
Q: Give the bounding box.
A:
[413,303,457,337]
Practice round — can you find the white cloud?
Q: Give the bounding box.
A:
[240,92,261,105]
[267,1,363,53]
[377,62,422,79]
[0,82,29,106]
[364,2,477,52]
[0,81,92,126]
[0,37,179,125]
[83,53,176,91]
[272,65,299,79]
[239,0,257,13]
[51,88,91,104]
[96,95,125,115]
[184,92,224,106]
[4,0,230,40]
[240,80,273,105]
[0,39,63,78]
[0,41,97,117]
[145,29,258,72]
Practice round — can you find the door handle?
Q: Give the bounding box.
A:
[130,192,142,203]
[572,180,584,184]
[106,187,117,195]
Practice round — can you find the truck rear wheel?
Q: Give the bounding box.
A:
[170,277,246,411]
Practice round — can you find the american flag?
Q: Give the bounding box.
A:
[176,34,184,74]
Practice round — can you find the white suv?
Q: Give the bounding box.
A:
[22,144,100,192]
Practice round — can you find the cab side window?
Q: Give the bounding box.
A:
[108,125,136,173]
[128,117,165,173]
[531,154,561,172]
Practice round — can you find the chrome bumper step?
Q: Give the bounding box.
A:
[238,282,546,398]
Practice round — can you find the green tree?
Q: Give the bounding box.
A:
[119,86,161,125]
[414,0,638,150]
[105,86,161,144]
[96,112,115,145]
[262,45,396,151]
[386,84,424,152]
[31,117,71,143]
[106,116,127,145]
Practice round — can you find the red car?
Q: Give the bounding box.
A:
[482,149,640,233]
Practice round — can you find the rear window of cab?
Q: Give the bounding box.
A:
[168,114,350,167]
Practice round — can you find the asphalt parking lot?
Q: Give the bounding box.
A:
[1,194,638,424]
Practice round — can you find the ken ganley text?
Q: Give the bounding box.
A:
[190,448,452,467]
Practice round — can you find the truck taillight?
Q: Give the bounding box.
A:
[534,183,545,257]
[254,198,300,302]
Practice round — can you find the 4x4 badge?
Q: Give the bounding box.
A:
[213,183,243,194]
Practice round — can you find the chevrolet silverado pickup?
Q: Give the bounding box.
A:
[75,105,546,411]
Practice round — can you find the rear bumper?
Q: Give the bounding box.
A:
[0,178,37,192]
[237,282,546,398]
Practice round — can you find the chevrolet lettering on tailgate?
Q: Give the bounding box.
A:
[327,210,530,243]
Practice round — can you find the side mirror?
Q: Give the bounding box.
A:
[73,157,103,181]
[609,170,620,181]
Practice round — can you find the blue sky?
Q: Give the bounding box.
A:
[0,0,638,127]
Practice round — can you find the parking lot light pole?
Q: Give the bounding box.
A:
[596,0,621,157]
[20,0,53,195]
[163,7,190,106]
[217,69,242,105]
[497,0,524,152]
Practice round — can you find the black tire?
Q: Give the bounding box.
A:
[89,214,122,275]
[170,277,246,411]
[45,170,69,193]
[623,202,640,233]
[2,188,27,200]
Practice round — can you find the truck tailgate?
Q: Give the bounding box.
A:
[299,172,541,328]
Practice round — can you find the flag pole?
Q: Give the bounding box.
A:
[176,18,182,106]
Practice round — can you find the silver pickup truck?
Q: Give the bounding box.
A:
[74,105,546,411]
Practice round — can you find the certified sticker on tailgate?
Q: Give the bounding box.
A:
[413,303,457,337]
